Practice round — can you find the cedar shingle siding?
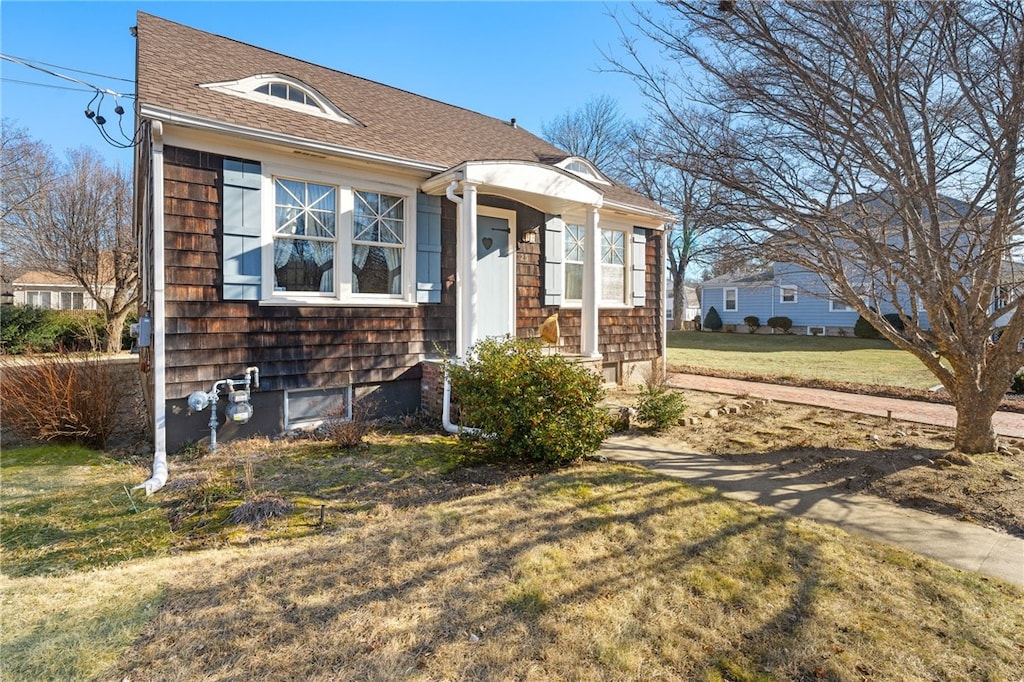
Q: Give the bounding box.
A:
[162,146,456,401]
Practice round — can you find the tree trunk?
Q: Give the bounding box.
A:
[951,387,1002,454]
[104,309,130,354]
[671,282,684,331]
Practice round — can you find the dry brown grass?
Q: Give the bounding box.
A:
[4,454,1022,681]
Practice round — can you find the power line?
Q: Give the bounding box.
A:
[0,77,114,95]
[0,53,128,97]
[1,52,142,148]
[0,54,134,83]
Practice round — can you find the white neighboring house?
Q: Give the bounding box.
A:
[12,271,107,310]
[666,283,701,326]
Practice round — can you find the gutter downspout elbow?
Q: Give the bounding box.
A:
[442,375,480,436]
[446,180,463,205]
[136,453,168,496]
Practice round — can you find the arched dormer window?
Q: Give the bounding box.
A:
[556,157,610,185]
[201,74,361,125]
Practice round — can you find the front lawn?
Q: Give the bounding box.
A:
[668,330,941,390]
[2,434,1022,681]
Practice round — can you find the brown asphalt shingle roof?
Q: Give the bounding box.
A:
[135,13,666,218]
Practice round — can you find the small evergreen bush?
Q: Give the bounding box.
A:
[446,336,609,466]
[854,314,879,339]
[1,306,58,353]
[883,312,907,334]
[704,306,723,331]
[634,379,687,432]
[1011,369,1024,394]
[766,316,792,333]
[743,315,761,333]
[854,309,907,339]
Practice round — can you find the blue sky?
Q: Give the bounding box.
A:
[1,1,657,169]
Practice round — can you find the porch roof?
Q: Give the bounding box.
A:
[421,160,668,225]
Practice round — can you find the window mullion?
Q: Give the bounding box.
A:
[338,187,354,298]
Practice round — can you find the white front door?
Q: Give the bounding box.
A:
[476,208,515,339]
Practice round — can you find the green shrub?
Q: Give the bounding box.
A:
[854,314,879,339]
[704,306,723,331]
[0,307,133,354]
[1011,369,1024,394]
[743,315,761,333]
[853,312,906,339]
[1,306,58,353]
[766,316,792,333]
[634,380,687,432]
[51,310,106,351]
[883,312,907,333]
[446,336,609,466]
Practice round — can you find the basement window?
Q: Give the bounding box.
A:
[284,386,351,429]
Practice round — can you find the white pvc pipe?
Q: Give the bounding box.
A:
[442,375,481,436]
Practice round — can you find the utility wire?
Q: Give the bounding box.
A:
[1,54,134,83]
[1,52,142,148]
[1,53,128,97]
[0,77,99,94]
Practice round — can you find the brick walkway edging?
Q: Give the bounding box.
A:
[667,373,1024,439]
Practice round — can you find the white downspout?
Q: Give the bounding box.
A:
[442,179,483,436]
[441,375,481,435]
[136,120,168,495]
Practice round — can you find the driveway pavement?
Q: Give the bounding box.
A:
[600,375,1024,587]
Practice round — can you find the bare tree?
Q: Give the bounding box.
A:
[615,1,1023,453]
[1,121,56,286]
[2,129,137,353]
[542,95,627,171]
[618,117,735,327]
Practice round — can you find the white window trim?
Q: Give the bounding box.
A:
[201,74,360,125]
[260,163,417,306]
[562,222,585,307]
[780,285,798,304]
[599,226,628,306]
[829,297,853,312]
[561,219,634,309]
[724,287,738,311]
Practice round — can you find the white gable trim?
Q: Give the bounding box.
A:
[555,156,610,185]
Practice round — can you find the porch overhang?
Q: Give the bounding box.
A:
[420,160,603,215]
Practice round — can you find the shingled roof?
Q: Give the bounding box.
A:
[135,13,666,217]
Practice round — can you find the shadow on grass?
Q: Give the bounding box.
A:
[99,463,857,681]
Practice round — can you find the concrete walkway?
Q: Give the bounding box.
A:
[601,378,1024,587]
[667,373,1024,438]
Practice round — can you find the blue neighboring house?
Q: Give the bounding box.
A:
[702,259,1020,336]
[701,263,864,335]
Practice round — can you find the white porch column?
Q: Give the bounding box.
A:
[581,203,602,358]
[456,180,480,358]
